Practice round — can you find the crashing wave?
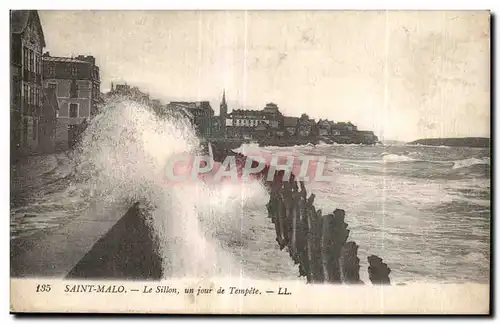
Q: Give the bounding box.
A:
[382,154,416,163]
[452,157,490,170]
[72,98,268,278]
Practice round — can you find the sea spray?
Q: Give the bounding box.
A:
[452,157,490,170]
[12,108,490,283]
[71,98,268,278]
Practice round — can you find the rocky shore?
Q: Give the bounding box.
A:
[408,137,490,148]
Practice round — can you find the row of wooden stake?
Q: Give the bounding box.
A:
[215,148,392,285]
[265,179,391,285]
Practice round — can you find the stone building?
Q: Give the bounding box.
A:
[355,130,378,144]
[10,10,46,156]
[167,101,214,138]
[38,87,59,153]
[297,114,317,138]
[211,117,221,136]
[42,53,101,149]
[332,121,358,135]
[227,109,265,130]
[261,103,283,129]
[317,119,335,137]
[283,117,299,137]
[110,83,151,104]
[226,102,284,138]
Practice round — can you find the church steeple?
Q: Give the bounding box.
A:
[220,89,227,117]
[221,89,226,106]
[219,89,228,137]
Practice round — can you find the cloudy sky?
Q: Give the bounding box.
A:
[39,10,490,141]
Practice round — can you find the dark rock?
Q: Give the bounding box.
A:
[367,255,391,285]
[407,137,490,148]
[340,241,363,284]
[320,209,350,283]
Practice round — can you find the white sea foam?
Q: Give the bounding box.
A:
[382,154,416,163]
[317,140,329,146]
[73,98,268,278]
[12,98,490,284]
[462,252,489,264]
[452,157,490,170]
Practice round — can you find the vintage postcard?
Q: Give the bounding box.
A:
[9,10,490,314]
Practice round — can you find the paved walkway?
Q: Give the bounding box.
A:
[11,152,163,279]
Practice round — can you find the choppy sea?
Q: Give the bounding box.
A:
[10,99,490,284]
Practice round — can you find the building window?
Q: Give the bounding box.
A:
[35,87,40,109]
[32,119,37,140]
[70,81,78,98]
[23,47,28,75]
[27,86,32,115]
[23,119,28,144]
[48,64,55,76]
[23,47,28,68]
[12,34,22,65]
[30,86,35,105]
[29,87,33,115]
[71,66,78,77]
[69,103,78,118]
[48,83,57,90]
[29,50,34,72]
[23,83,28,109]
[12,77,20,106]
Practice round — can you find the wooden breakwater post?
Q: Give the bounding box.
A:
[211,145,391,285]
[265,177,391,285]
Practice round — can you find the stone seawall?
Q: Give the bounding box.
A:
[11,202,161,279]
[66,202,162,280]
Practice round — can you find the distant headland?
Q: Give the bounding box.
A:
[407,137,490,148]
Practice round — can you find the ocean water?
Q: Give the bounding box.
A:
[10,99,490,284]
[235,142,490,284]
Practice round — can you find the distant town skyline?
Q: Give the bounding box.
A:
[38,10,490,141]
